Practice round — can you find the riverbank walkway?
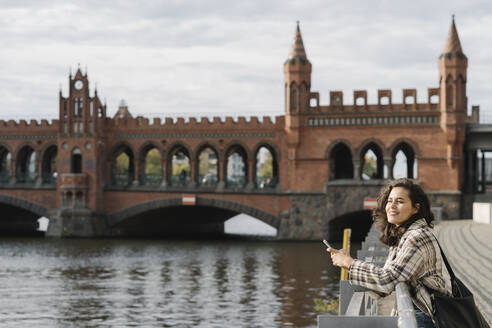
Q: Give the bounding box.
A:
[434,220,492,325]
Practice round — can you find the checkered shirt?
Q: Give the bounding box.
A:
[349,218,452,316]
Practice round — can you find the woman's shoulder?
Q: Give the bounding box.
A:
[400,219,435,246]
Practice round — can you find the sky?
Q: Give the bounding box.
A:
[0,0,491,121]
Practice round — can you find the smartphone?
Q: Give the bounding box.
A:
[322,239,332,249]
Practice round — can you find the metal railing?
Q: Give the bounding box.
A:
[142,174,162,185]
[113,173,133,186]
[226,176,246,188]
[256,176,278,189]
[0,171,9,183]
[199,174,218,186]
[168,175,190,187]
[42,173,57,184]
[16,172,37,183]
[396,283,418,328]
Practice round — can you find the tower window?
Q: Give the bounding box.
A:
[73,98,83,117]
[71,148,82,173]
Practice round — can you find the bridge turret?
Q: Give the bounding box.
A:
[284,21,312,123]
[439,16,467,117]
[56,67,107,212]
[438,16,468,170]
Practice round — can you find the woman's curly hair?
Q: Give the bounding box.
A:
[373,178,434,246]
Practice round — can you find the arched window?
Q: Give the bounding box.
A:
[226,146,247,188]
[71,148,82,173]
[66,191,73,206]
[198,146,218,186]
[168,146,190,187]
[75,191,84,207]
[113,145,134,185]
[16,146,37,183]
[255,146,278,188]
[360,143,383,180]
[143,147,162,185]
[42,145,57,184]
[446,84,453,106]
[0,147,11,182]
[330,143,353,180]
[291,85,298,110]
[392,143,416,179]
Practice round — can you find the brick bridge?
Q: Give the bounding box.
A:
[0,20,483,239]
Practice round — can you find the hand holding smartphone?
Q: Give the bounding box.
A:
[323,239,334,251]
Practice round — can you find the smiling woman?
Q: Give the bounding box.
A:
[327,178,450,328]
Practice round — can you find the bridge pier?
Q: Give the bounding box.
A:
[46,208,108,238]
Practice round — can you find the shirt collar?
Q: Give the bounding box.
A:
[407,218,428,231]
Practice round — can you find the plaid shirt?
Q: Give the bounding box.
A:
[349,218,452,316]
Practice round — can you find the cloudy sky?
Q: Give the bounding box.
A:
[0,0,491,121]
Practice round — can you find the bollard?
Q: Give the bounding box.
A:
[340,228,351,281]
[338,228,351,315]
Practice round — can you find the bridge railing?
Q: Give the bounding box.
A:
[199,173,218,186]
[0,171,9,183]
[255,176,278,189]
[113,173,133,186]
[42,173,57,185]
[142,174,162,185]
[168,175,191,187]
[15,172,37,183]
[226,176,247,188]
[318,223,418,328]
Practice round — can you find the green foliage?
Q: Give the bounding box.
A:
[172,162,190,175]
[199,150,217,176]
[362,153,377,178]
[259,151,273,177]
[145,148,162,175]
[116,153,129,174]
[313,298,339,313]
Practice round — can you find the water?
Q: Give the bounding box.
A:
[0,237,353,327]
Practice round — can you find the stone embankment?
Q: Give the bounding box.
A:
[434,220,492,325]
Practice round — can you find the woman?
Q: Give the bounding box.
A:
[327,178,452,328]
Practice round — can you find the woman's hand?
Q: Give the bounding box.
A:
[327,247,355,270]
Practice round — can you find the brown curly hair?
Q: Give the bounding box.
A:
[373,178,434,246]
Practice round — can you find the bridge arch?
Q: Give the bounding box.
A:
[110,142,136,185]
[252,142,279,188]
[138,142,162,185]
[327,139,355,180]
[0,143,13,182]
[224,142,250,188]
[194,142,219,187]
[0,194,49,236]
[390,140,418,179]
[107,197,280,229]
[0,142,13,155]
[15,143,37,183]
[358,139,385,180]
[388,138,421,158]
[41,144,57,184]
[0,194,48,217]
[138,141,162,161]
[167,142,192,187]
[327,209,373,241]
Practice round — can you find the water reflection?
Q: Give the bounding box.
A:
[0,238,348,327]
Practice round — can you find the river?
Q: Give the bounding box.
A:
[0,236,357,327]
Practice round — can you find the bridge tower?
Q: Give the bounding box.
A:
[47,67,107,237]
[284,22,312,187]
[438,16,468,177]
